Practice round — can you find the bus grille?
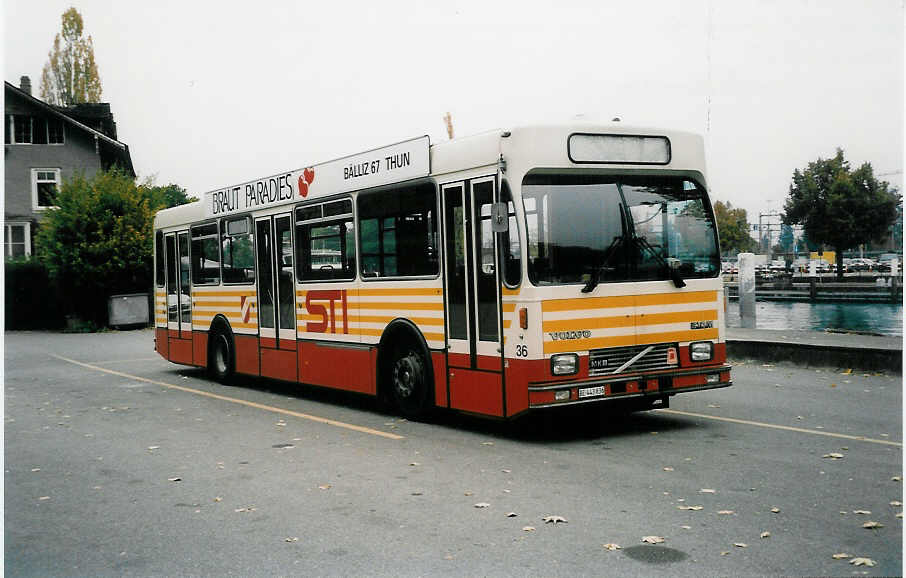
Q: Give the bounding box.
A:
[588,343,676,376]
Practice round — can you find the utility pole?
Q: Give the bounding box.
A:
[443,112,454,140]
[758,211,782,254]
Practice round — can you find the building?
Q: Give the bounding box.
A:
[4,76,134,259]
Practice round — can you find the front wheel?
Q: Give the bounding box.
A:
[208,331,234,383]
[389,348,430,417]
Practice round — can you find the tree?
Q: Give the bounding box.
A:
[40,8,102,105]
[782,148,901,278]
[713,200,757,257]
[34,169,190,326]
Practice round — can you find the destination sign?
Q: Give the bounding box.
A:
[203,135,430,218]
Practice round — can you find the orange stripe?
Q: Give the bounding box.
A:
[357,301,443,311]
[543,310,717,332]
[193,290,256,297]
[542,291,718,312]
[502,303,517,312]
[355,287,442,297]
[501,287,521,296]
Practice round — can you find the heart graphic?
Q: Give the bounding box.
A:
[303,167,315,185]
[298,175,309,198]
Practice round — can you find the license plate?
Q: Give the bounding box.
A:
[578,385,606,398]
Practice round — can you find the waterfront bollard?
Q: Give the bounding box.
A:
[738,253,756,328]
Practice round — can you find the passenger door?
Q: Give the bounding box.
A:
[255,213,298,381]
[442,177,504,416]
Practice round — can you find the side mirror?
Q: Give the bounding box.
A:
[491,202,509,232]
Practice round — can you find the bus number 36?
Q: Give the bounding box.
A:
[516,344,528,357]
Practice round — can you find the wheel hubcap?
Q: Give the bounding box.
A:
[393,353,421,399]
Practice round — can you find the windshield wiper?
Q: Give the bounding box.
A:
[582,235,624,293]
[634,235,686,288]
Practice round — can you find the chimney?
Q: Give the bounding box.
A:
[20,76,31,95]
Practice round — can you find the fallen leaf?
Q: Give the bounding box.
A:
[718,510,735,515]
[734,543,748,548]
[853,510,871,515]
[770,507,781,513]
[481,442,494,446]
[284,537,298,542]
[850,557,876,567]
[30,468,40,472]
[890,500,902,506]
[147,446,160,450]
[522,526,535,532]
[474,502,490,508]
[543,515,568,524]
[678,505,703,511]
[506,512,518,517]
[464,491,473,496]
[862,521,883,529]
[700,488,716,494]
[168,477,182,482]
[893,476,902,482]
[411,491,423,496]
[760,531,770,538]
[842,368,852,375]
[409,462,420,466]
[602,543,621,551]
[318,484,331,490]
[502,469,511,473]
[680,525,691,530]
[663,467,674,472]
[822,453,844,460]
[897,512,903,518]
[831,553,851,560]
[234,506,256,512]
[214,496,222,502]
[38,496,50,501]
[642,536,665,544]
[707,404,720,408]
[720,551,730,556]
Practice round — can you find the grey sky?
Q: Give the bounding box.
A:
[4,0,903,225]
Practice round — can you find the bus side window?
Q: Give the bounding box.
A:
[191,222,221,285]
[221,217,255,284]
[357,182,438,278]
[295,199,355,282]
[500,183,521,287]
[155,230,165,287]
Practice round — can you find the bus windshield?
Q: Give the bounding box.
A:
[522,174,720,287]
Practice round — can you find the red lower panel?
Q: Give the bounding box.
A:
[505,358,547,417]
[193,332,208,367]
[476,354,501,372]
[155,328,169,358]
[298,342,374,394]
[169,337,193,365]
[449,368,503,416]
[234,334,260,376]
[261,347,297,382]
[431,352,447,408]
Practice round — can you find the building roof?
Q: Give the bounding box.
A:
[4,81,135,177]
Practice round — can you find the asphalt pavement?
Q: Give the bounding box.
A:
[4,329,902,576]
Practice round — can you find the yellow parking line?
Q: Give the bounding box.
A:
[660,409,901,447]
[51,354,403,441]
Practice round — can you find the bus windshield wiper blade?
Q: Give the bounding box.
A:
[582,235,624,293]
[634,235,686,288]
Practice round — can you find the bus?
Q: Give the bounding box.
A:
[153,123,732,418]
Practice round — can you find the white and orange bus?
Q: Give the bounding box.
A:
[154,123,731,418]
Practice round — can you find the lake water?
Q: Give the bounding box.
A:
[724,301,903,337]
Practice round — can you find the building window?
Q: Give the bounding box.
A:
[31,168,61,210]
[5,115,64,145]
[4,222,31,259]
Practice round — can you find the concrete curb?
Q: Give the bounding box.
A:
[726,328,902,373]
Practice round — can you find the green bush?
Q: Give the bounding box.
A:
[5,259,64,329]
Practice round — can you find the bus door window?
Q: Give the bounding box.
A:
[165,233,178,324]
[443,183,468,342]
[472,179,499,343]
[274,215,295,331]
[177,231,192,331]
[256,219,275,330]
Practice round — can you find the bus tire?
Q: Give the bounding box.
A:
[379,323,433,418]
[208,327,234,384]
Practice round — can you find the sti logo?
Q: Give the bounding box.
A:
[297,167,315,198]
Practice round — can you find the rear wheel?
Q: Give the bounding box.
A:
[208,330,234,383]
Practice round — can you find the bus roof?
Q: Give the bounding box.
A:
[154,122,706,230]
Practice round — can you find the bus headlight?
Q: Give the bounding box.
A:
[550,353,579,376]
[690,341,714,362]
